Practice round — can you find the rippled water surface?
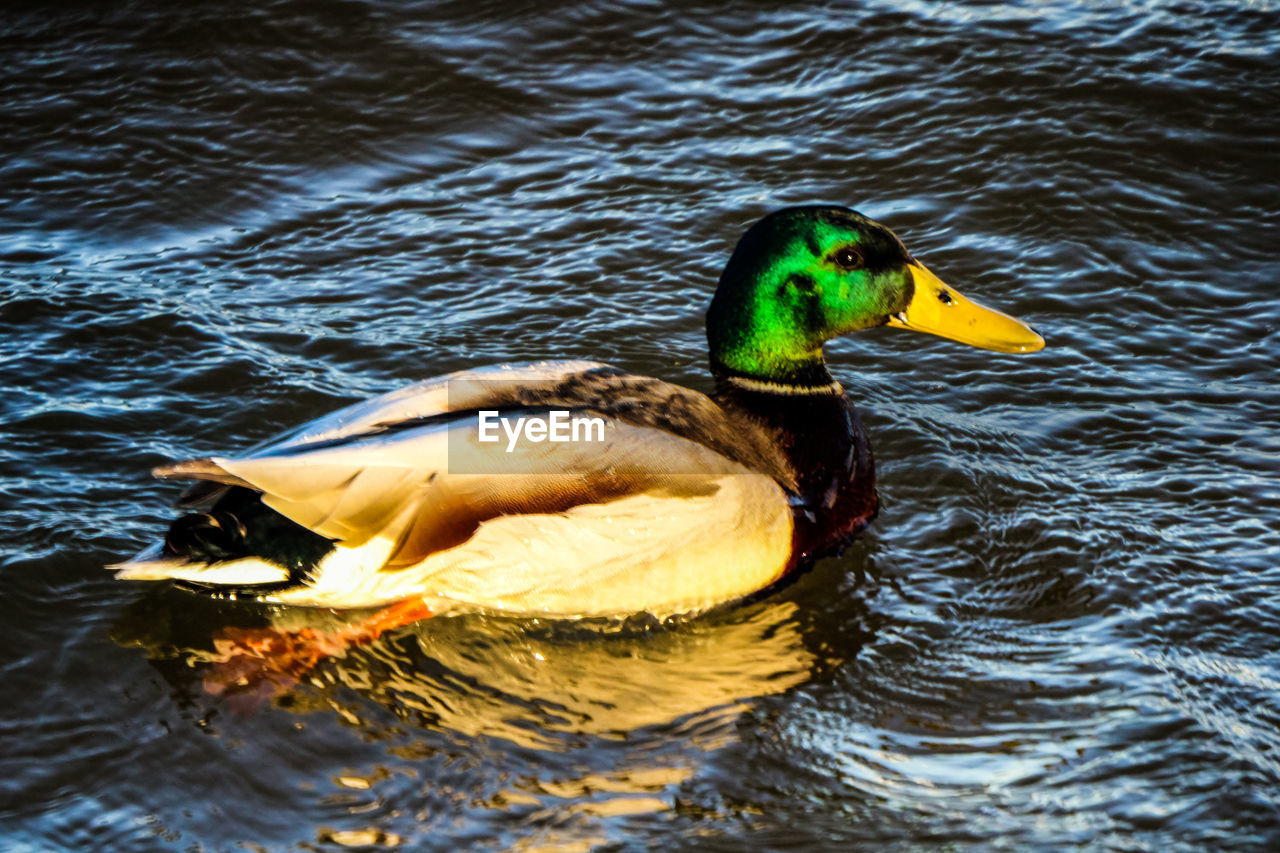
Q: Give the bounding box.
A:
[3,0,1279,849]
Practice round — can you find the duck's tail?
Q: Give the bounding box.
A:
[112,486,334,593]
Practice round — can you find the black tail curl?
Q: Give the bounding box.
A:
[161,486,335,574]
[164,511,249,561]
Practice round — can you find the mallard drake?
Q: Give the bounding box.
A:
[115,206,1043,618]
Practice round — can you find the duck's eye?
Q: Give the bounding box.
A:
[833,247,863,269]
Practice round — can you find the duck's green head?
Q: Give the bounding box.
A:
[706,206,1044,384]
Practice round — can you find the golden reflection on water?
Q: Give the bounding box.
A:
[115,594,825,846]
[321,601,815,745]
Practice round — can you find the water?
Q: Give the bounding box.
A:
[2,0,1279,848]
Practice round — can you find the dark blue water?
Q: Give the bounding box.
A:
[2,0,1279,848]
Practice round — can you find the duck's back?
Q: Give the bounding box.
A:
[115,362,804,617]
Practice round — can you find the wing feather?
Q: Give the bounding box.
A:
[253,360,609,455]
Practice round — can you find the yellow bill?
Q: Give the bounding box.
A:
[885,262,1045,353]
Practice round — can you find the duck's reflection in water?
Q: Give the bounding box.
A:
[112,584,876,846]
[120,589,839,732]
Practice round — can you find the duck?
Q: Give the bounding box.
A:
[114,205,1043,619]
